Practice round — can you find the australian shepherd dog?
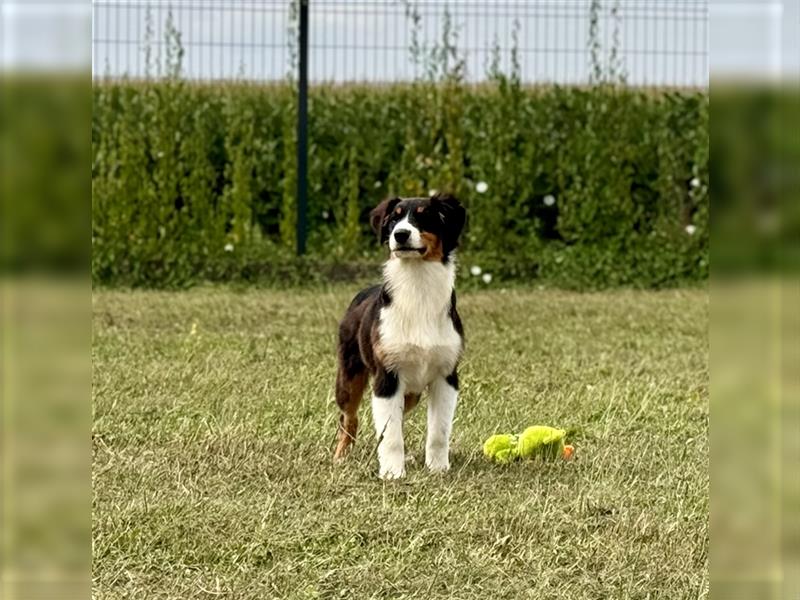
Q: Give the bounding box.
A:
[333,193,466,479]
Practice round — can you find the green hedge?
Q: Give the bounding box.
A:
[1,76,89,273]
[92,80,708,288]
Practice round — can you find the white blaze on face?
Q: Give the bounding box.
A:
[388,214,423,253]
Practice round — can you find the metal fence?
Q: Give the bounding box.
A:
[91,0,708,254]
[92,0,708,88]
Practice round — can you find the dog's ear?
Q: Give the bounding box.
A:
[370,196,401,244]
[431,193,466,252]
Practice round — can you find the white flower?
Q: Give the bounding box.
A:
[543,194,556,207]
[482,273,492,284]
[685,224,697,235]
[190,322,198,336]
[475,181,489,194]
[374,180,382,188]
[224,243,234,252]
[470,265,482,276]
[321,210,330,219]
[428,189,438,197]
[691,177,701,188]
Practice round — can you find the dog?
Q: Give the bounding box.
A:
[333,193,466,479]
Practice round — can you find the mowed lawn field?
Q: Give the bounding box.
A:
[92,286,709,599]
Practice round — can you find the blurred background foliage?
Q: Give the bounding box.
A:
[91,78,708,289]
[88,4,709,290]
[1,75,90,273]
[711,86,800,274]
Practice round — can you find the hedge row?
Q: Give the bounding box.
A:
[92,80,708,288]
[1,76,89,273]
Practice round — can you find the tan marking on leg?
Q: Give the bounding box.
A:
[404,393,420,413]
[334,370,367,461]
[334,413,359,460]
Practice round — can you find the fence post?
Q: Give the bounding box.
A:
[296,0,309,255]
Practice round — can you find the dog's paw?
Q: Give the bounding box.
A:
[378,444,406,479]
[379,463,406,480]
[425,454,450,474]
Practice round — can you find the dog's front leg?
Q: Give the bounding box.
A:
[371,368,406,479]
[426,373,458,473]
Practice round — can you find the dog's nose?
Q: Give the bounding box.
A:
[393,229,410,244]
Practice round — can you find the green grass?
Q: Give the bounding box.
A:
[92,286,709,599]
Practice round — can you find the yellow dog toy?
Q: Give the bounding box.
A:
[483,425,574,463]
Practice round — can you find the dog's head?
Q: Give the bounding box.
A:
[370,193,466,262]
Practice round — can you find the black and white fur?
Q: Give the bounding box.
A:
[333,194,466,479]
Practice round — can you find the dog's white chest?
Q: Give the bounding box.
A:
[378,258,462,394]
[379,307,461,393]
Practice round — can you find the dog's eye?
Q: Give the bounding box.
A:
[416,206,425,214]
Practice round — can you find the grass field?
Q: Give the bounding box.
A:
[92,286,709,599]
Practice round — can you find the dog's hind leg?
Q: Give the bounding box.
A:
[334,364,367,461]
[404,393,420,413]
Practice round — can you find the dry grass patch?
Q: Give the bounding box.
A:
[93,286,708,599]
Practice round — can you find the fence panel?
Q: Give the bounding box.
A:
[92,0,708,87]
